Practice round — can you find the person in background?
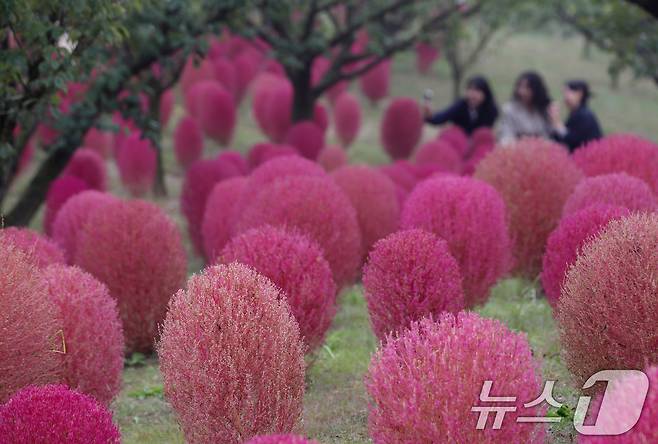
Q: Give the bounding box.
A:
[423,75,499,135]
[498,71,552,145]
[549,79,603,152]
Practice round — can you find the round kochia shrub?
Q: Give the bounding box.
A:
[219,226,336,351]
[363,230,464,340]
[331,165,400,257]
[116,132,157,196]
[202,177,248,262]
[541,205,630,308]
[438,125,469,157]
[284,121,325,160]
[317,145,348,172]
[366,312,545,444]
[44,175,89,235]
[42,265,123,405]
[196,81,236,146]
[415,42,440,74]
[558,213,658,387]
[359,59,391,104]
[401,176,512,307]
[573,133,658,194]
[64,148,107,191]
[245,435,320,444]
[0,242,61,403]
[562,173,657,216]
[474,138,583,277]
[414,139,462,174]
[247,143,298,169]
[0,227,65,269]
[174,115,204,168]
[74,199,187,353]
[237,175,362,288]
[252,74,292,142]
[0,385,120,444]
[158,263,305,444]
[380,97,423,159]
[333,92,361,147]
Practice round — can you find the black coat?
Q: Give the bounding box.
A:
[552,105,603,152]
[425,99,498,135]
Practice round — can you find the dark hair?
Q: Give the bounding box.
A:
[565,79,592,106]
[466,75,498,119]
[513,71,551,115]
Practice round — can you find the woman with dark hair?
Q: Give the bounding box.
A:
[423,75,499,135]
[498,71,552,144]
[549,80,603,152]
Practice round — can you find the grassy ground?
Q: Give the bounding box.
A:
[9,31,657,443]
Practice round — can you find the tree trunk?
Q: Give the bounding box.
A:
[450,64,463,102]
[148,93,168,197]
[289,64,316,122]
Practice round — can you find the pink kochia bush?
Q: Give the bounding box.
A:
[380,97,423,159]
[64,148,107,191]
[219,226,337,352]
[333,92,361,147]
[237,175,362,288]
[414,139,462,174]
[75,199,187,353]
[202,177,248,262]
[573,133,658,194]
[415,41,440,74]
[0,241,61,403]
[558,213,658,387]
[284,120,325,160]
[247,143,298,169]
[245,435,320,444]
[44,175,90,235]
[579,365,658,443]
[174,115,204,168]
[158,263,305,444]
[401,176,512,307]
[0,385,120,443]
[82,128,114,159]
[116,132,157,196]
[252,74,292,142]
[439,125,469,157]
[365,312,545,444]
[196,81,236,145]
[317,145,348,172]
[359,59,391,104]
[331,165,400,257]
[541,205,630,308]
[42,265,124,405]
[562,173,657,216]
[0,227,65,269]
[363,230,464,340]
[474,138,583,277]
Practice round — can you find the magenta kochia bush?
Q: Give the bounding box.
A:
[0,385,120,444]
[366,312,545,444]
[0,227,65,269]
[158,263,305,444]
[173,115,204,168]
[331,165,400,258]
[219,226,337,352]
[333,92,361,147]
[401,176,512,307]
[64,148,107,191]
[42,265,124,405]
[359,59,391,104]
[116,132,157,196]
[363,230,464,340]
[317,145,348,172]
[573,133,658,194]
[245,435,320,444]
[0,241,61,403]
[44,175,90,235]
[380,97,423,159]
[475,138,583,277]
[196,81,236,146]
[562,173,657,216]
[414,140,462,174]
[237,175,362,288]
[75,199,187,353]
[202,177,248,263]
[558,213,658,387]
[438,125,469,157]
[247,143,298,169]
[52,190,117,263]
[541,205,630,308]
[284,121,325,160]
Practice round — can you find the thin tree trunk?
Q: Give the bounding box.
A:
[148,93,167,197]
[290,64,316,122]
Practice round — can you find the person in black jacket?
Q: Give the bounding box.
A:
[423,76,498,135]
[549,79,603,152]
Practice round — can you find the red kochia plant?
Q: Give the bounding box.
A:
[219,226,337,352]
[116,132,157,196]
[237,175,362,288]
[474,138,583,277]
[573,133,658,194]
[415,42,440,74]
[202,177,248,262]
[42,265,124,405]
[64,148,107,191]
[366,312,545,444]
[174,115,204,168]
[558,213,658,387]
[359,59,391,104]
[82,128,114,159]
[158,263,305,444]
[317,145,348,172]
[541,205,630,309]
[401,176,512,307]
[0,227,65,269]
[333,92,362,147]
[159,88,174,127]
[0,385,120,443]
[247,143,298,169]
[0,242,61,403]
[562,173,657,216]
[380,97,423,160]
[438,125,469,157]
[363,230,464,339]
[313,102,329,133]
[245,435,320,444]
[74,199,187,353]
[252,74,292,142]
[284,120,325,160]
[331,165,400,258]
[218,150,249,175]
[196,81,237,146]
[44,175,90,235]
[414,140,462,174]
